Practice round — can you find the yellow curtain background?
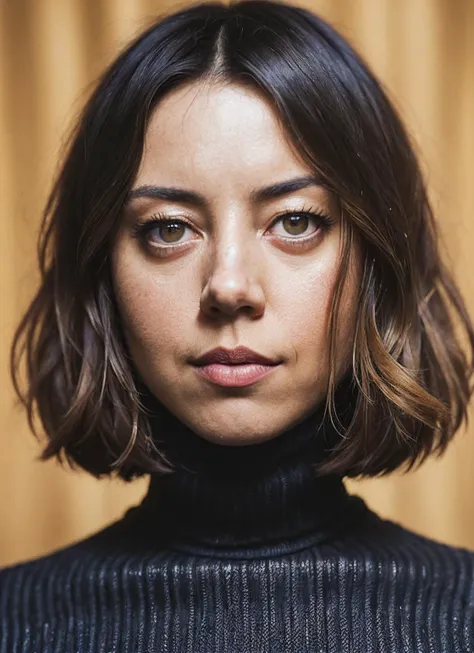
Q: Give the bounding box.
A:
[1,0,473,568]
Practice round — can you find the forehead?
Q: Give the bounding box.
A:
[136,81,313,188]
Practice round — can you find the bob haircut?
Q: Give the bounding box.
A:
[10,0,474,482]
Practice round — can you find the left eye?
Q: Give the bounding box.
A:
[271,213,319,238]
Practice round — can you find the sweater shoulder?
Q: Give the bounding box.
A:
[349,511,474,578]
[0,515,130,590]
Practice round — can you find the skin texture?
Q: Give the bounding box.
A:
[111,81,362,446]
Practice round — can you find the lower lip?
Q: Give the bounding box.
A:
[193,363,279,387]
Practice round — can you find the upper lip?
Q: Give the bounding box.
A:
[193,346,280,366]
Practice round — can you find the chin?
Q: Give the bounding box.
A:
[181,411,296,447]
[196,430,280,447]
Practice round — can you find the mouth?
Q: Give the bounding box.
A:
[192,362,281,388]
[192,345,281,367]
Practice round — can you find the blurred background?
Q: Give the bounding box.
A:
[1,0,474,568]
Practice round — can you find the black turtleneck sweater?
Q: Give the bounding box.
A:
[1,383,474,652]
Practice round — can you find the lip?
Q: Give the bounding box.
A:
[193,362,280,387]
[192,346,280,366]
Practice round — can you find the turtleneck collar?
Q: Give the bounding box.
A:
[125,374,371,559]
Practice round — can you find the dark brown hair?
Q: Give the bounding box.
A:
[10,0,474,481]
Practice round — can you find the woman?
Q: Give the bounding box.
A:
[1,0,474,650]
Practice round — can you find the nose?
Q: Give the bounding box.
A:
[199,239,265,320]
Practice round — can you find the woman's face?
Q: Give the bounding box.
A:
[111,81,361,446]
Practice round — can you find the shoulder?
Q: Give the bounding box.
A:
[0,535,97,587]
[0,524,127,652]
[0,514,136,620]
[317,512,474,650]
[352,512,474,593]
[0,512,146,652]
[0,542,87,649]
[0,530,104,607]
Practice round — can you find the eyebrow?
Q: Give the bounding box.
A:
[126,175,323,208]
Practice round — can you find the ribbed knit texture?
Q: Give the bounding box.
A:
[2,381,474,652]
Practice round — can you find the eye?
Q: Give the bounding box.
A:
[132,213,196,247]
[269,209,334,241]
[148,219,189,244]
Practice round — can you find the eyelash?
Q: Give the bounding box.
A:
[131,207,335,255]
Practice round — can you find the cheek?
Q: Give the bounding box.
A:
[279,257,336,333]
[111,248,196,355]
[283,252,359,366]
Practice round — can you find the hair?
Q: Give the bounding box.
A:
[10,0,474,482]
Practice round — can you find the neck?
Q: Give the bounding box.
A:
[128,375,370,559]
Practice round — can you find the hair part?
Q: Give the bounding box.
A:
[10,0,474,481]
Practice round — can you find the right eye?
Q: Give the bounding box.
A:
[132,213,198,250]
